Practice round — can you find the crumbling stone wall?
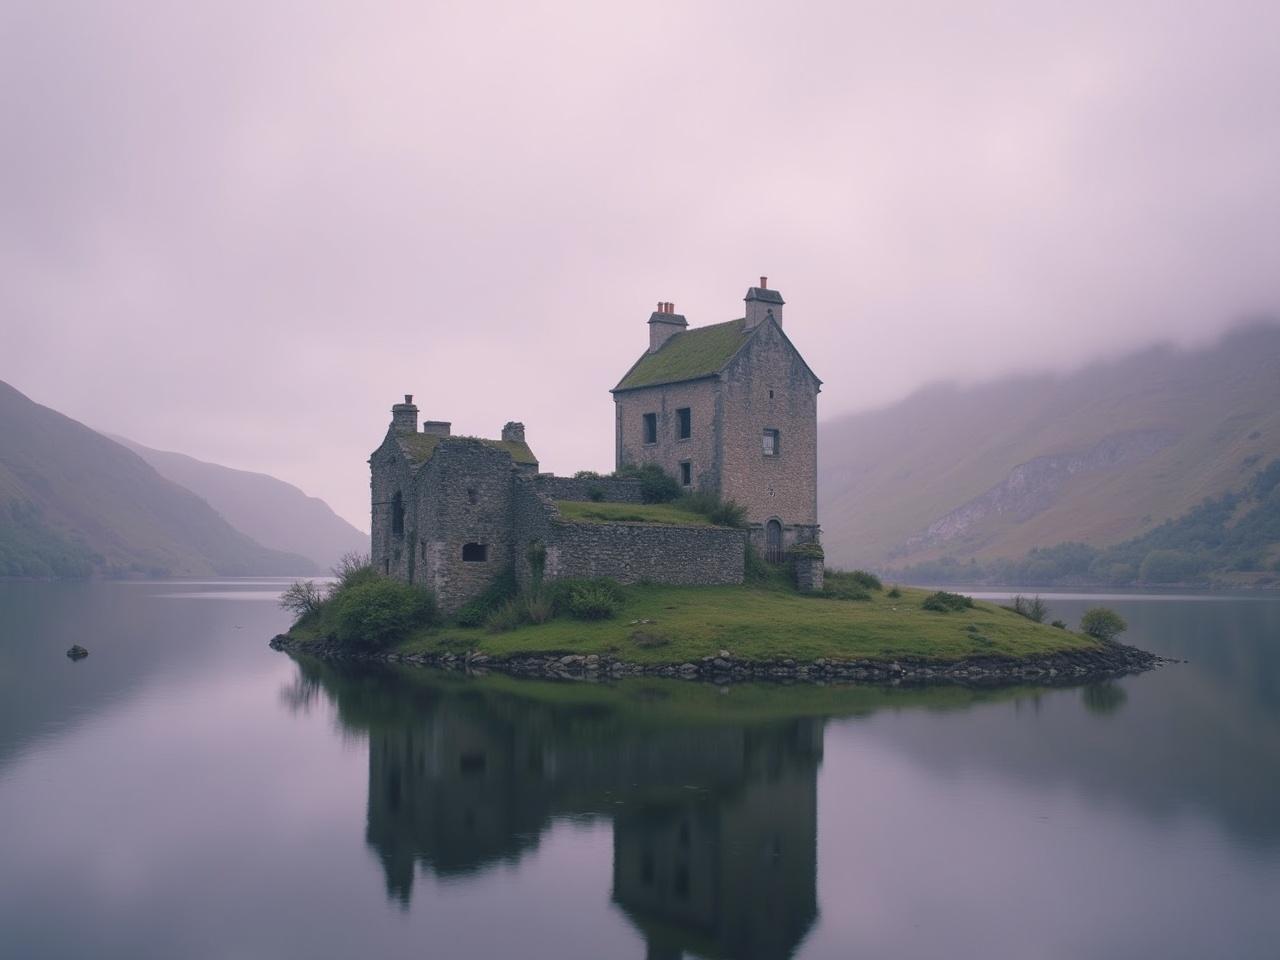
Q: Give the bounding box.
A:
[534,475,644,504]
[613,378,721,491]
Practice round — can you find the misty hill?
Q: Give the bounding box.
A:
[116,437,368,571]
[0,380,317,578]
[819,323,1280,570]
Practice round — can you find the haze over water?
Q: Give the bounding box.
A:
[1,580,1277,959]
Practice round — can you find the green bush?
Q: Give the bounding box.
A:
[545,577,626,620]
[523,591,554,624]
[1012,594,1049,623]
[485,598,526,633]
[678,490,748,527]
[846,569,882,591]
[613,463,682,504]
[1080,607,1128,643]
[331,578,436,649]
[816,583,871,601]
[922,590,974,613]
[787,542,826,560]
[586,484,605,502]
[887,586,901,599]
[455,568,518,626]
[331,551,375,590]
[280,580,325,619]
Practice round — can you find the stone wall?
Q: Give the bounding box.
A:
[613,378,721,492]
[718,320,819,531]
[545,520,746,586]
[534,474,644,504]
[370,431,416,581]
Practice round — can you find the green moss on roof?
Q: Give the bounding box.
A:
[395,434,538,466]
[614,318,752,391]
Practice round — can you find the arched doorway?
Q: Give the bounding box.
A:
[765,519,783,564]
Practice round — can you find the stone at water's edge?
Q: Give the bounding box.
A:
[66,644,89,661]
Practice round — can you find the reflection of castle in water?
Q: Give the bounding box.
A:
[323,664,820,959]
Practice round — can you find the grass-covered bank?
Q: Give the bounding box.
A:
[277,558,1153,683]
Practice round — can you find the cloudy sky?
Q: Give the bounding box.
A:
[3,1,1279,530]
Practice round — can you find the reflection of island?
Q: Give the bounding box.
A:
[298,661,820,960]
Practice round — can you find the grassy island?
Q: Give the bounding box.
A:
[279,560,1126,677]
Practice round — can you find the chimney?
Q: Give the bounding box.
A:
[744,277,784,330]
[391,394,419,435]
[422,420,452,437]
[647,299,688,353]
[502,421,526,443]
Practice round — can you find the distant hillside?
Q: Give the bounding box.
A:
[116,438,367,571]
[819,323,1280,570]
[0,381,317,578]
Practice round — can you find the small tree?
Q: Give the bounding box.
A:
[1080,607,1127,643]
[1012,594,1049,623]
[280,580,325,619]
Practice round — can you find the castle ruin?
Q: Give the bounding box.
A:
[370,279,822,613]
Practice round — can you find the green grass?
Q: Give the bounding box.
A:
[292,582,1099,665]
[555,500,715,526]
[614,318,751,391]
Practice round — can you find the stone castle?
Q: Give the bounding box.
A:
[370,279,822,613]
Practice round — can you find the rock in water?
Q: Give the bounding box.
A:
[66,645,89,661]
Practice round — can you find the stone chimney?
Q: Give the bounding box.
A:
[648,300,688,353]
[501,421,526,443]
[391,394,418,435]
[744,276,784,330]
[422,420,452,437]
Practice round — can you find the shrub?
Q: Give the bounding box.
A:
[573,470,603,480]
[1012,594,1049,623]
[846,569,883,591]
[331,578,436,649]
[922,590,974,613]
[787,542,826,560]
[587,484,605,502]
[817,583,871,602]
[887,586,902,599]
[1080,607,1127,643]
[280,580,325,619]
[613,463,681,504]
[1051,619,1067,629]
[547,577,626,620]
[678,490,748,527]
[331,551,375,590]
[485,598,526,633]
[523,591,554,624]
[455,568,518,626]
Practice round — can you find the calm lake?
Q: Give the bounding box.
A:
[1,581,1278,959]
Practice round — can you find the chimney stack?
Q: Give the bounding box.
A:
[391,394,419,435]
[422,420,452,437]
[647,297,688,353]
[744,277,784,330]
[502,421,526,443]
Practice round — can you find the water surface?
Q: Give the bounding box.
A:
[1,581,1277,959]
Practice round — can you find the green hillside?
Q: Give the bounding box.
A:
[819,323,1280,569]
[116,437,368,570]
[0,380,317,578]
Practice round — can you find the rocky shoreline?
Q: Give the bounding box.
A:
[269,633,1167,687]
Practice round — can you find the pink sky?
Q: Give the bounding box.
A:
[3,1,1279,529]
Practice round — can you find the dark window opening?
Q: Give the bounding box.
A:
[459,751,487,776]
[642,412,657,444]
[763,429,780,457]
[467,487,478,505]
[383,558,390,575]
[462,542,488,562]
[391,491,405,538]
[768,389,774,399]
[420,540,427,559]
[680,461,692,487]
[676,407,691,440]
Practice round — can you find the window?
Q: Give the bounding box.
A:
[642,412,657,444]
[466,487,478,505]
[391,491,405,537]
[462,542,488,562]
[763,429,780,457]
[680,461,692,487]
[676,407,691,440]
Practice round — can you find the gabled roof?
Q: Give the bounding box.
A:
[613,318,753,392]
[393,433,538,467]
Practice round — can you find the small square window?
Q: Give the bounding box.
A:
[676,407,691,440]
[462,543,488,562]
[680,461,692,486]
[763,429,780,457]
[643,412,657,444]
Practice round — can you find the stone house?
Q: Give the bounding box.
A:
[369,279,822,613]
[613,279,822,561]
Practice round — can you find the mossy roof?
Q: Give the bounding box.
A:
[395,433,538,467]
[613,318,753,392]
